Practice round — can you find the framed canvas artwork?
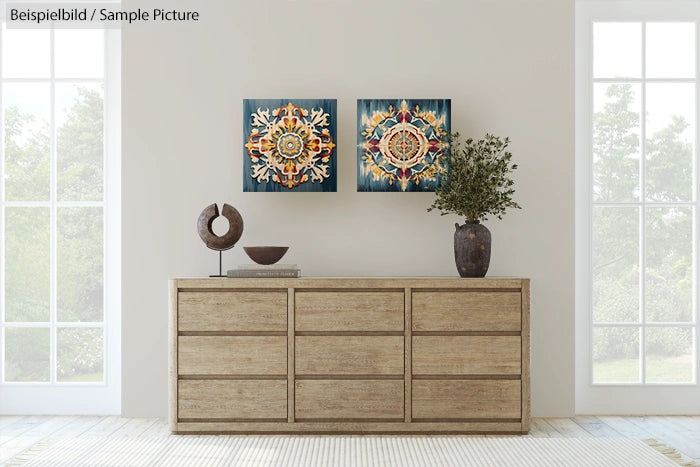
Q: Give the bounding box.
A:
[357,99,451,192]
[243,99,337,192]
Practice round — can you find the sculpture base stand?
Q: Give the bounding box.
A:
[210,250,226,278]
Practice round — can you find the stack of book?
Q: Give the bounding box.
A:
[227,264,301,278]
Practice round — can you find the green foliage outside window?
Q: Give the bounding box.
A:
[4,86,104,382]
[593,84,693,372]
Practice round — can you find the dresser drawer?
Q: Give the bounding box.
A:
[178,336,286,376]
[178,291,287,332]
[295,291,404,331]
[296,336,403,375]
[295,380,403,420]
[412,380,521,420]
[413,336,521,375]
[412,291,521,332]
[178,380,287,420]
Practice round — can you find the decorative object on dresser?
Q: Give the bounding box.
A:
[232,247,298,277]
[238,263,296,269]
[428,133,521,277]
[243,246,289,265]
[169,277,530,434]
[227,267,300,278]
[357,99,451,192]
[196,203,244,277]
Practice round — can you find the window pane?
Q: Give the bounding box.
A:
[645,207,693,323]
[593,327,640,383]
[593,207,639,322]
[646,23,695,79]
[3,83,51,201]
[55,29,104,78]
[4,207,50,322]
[593,83,641,202]
[56,84,104,201]
[594,23,641,78]
[645,83,695,202]
[1,25,50,78]
[646,327,693,383]
[5,327,50,382]
[57,327,103,382]
[57,207,104,322]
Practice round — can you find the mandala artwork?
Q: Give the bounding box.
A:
[243,99,337,192]
[357,99,451,192]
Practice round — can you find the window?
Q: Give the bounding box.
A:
[576,1,700,413]
[0,10,120,413]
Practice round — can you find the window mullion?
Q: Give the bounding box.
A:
[1,77,103,84]
[49,27,57,385]
[594,201,696,207]
[695,18,700,385]
[1,201,105,208]
[0,11,5,384]
[588,17,595,388]
[102,28,108,385]
[593,322,697,326]
[594,77,696,84]
[640,21,648,385]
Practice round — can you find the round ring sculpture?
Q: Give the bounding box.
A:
[197,203,244,277]
[197,203,244,250]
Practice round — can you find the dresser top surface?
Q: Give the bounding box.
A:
[172,277,529,289]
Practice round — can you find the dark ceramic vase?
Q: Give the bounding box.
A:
[454,221,491,278]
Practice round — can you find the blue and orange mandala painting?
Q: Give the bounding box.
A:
[357,99,450,192]
[243,99,337,192]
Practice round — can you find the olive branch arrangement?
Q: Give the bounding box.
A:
[428,133,521,223]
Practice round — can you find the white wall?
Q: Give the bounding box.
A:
[122,0,574,417]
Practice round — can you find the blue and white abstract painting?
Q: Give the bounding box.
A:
[243,99,337,192]
[357,99,451,192]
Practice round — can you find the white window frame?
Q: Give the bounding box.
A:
[576,0,700,414]
[0,7,121,414]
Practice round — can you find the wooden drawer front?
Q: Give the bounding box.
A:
[295,291,403,331]
[178,336,286,375]
[295,380,403,420]
[412,380,521,419]
[178,380,286,420]
[412,291,521,332]
[413,336,521,375]
[178,291,286,332]
[296,336,403,375]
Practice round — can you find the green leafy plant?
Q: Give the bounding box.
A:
[428,132,521,222]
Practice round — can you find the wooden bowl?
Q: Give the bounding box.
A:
[243,246,289,265]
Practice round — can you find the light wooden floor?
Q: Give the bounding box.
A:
[1,416,699,464]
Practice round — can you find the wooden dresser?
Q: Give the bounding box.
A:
[169,277,530,434]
